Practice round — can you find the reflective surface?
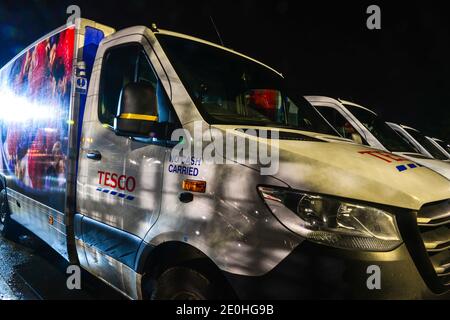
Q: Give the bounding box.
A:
[156,34,336,135]
[0,27,75,211]
[343,103,418,153]
[404,127,449,161]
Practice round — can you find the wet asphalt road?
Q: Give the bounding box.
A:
[0,222,125,300]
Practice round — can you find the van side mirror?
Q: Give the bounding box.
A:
[114,82,158,137]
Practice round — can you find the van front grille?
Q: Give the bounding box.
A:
[417,199,450,288]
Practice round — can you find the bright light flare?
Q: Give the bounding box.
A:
[0,88,57,122]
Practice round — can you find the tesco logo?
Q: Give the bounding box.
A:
[98,171,136,193]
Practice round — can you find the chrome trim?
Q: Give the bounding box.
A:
[417,200,450,226]
[421,227,450,252]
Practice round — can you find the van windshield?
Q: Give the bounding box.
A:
[156,34,336,135]
[434,139,450,155]
[343,104,418,153]
[404,128,450,160]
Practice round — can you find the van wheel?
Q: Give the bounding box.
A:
[150,267,216,300]
[0,188,12,238]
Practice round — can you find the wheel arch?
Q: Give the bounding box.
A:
[137,241,237,299]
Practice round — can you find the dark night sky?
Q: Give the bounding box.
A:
[0,0,449,140]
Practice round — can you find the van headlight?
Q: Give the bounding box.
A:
[258,186,402,251]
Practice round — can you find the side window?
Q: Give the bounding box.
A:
[99,44,158,126]
[392,127,416,150]
[316,106,365,144]
[286,97,313,130]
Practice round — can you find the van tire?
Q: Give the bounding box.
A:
[0,187,13,239]
[150,267,216,300]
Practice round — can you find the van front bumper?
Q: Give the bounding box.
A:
[224,241,450,300]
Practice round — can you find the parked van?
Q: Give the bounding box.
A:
[388,124,450,162]
[0,20,449,300]
[307,96,450,181]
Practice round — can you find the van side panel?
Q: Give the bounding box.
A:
[0,19,115,261]
[0,26,76,258]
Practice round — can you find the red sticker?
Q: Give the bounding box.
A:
[359,151,407,163]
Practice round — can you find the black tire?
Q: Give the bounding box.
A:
[0,185,12,238]
[151,267,217,300]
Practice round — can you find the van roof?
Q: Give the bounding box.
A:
[387,122,420,133]
[400,125,420,132]
[305,96,378,115]
[338,99,378,115]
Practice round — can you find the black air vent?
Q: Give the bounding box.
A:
[417,199,450,288]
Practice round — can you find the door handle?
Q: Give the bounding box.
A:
[86,150,102,161]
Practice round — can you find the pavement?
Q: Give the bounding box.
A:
[0,222,125,300]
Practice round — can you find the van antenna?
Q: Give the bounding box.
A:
[209,15,224,46]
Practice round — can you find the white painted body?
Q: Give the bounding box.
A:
[1,21,450,300]
[307,96,450,181]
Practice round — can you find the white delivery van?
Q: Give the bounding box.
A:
[307,96,450,181]
[388,123,450,162]
[0,20,450,300]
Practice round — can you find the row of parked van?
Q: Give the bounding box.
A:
[307,97,450,180]
[0,18,449,299]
